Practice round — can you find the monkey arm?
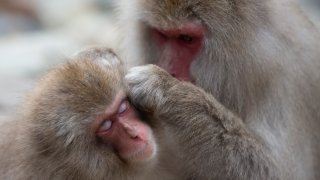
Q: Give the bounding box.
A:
[164,83,281,180]
[126,65,281,180]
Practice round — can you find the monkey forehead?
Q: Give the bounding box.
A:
[66,62,123,97]
[68,46,126,93]
[31,59,126,116]
[121,0,265,31]
[124,0,209,22]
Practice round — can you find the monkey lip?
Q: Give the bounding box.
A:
[119,137,156,163]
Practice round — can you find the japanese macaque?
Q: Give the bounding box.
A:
[119,0,320,179]
[0,47,181,180]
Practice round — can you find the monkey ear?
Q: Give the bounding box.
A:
[72,46,122,68]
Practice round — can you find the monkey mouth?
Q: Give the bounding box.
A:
[120,136,157,163]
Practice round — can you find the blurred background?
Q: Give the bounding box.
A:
[0,0,319,122]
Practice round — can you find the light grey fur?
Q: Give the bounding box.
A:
[119,0,320,179]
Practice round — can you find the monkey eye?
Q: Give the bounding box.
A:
[178,34,193,43]
[118,100,129,115]
[100,120,112,131]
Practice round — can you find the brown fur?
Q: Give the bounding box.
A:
[0,47,181,180]
[120,0,320,179]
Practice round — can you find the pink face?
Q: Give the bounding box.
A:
[151,22,205,81]
[92,93,156,163]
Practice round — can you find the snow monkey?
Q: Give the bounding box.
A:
[0,47,182,180]
[119,0,320,179]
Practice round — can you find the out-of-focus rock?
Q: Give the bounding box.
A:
[32,0,114,28]
[0,0,120,122]
[298,0,320,28]
[0,0,42,34]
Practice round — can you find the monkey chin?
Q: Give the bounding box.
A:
[121,135,158,165]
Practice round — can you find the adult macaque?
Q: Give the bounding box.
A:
[0,48,181,180]
[119,0,320,179]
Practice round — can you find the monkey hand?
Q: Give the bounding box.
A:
[125,64,215,119]
[125,64,247,139]
[125,64,181,113]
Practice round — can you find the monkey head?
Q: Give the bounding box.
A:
[24,47,158,178]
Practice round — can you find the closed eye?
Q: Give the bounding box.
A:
[118,100,129,115]
[100,120,112,131]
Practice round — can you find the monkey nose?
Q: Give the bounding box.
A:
[121,122,139,138]
[153,22,205,41]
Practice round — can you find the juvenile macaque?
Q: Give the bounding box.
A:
[0,47,181,180]
[119,0,320,179]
